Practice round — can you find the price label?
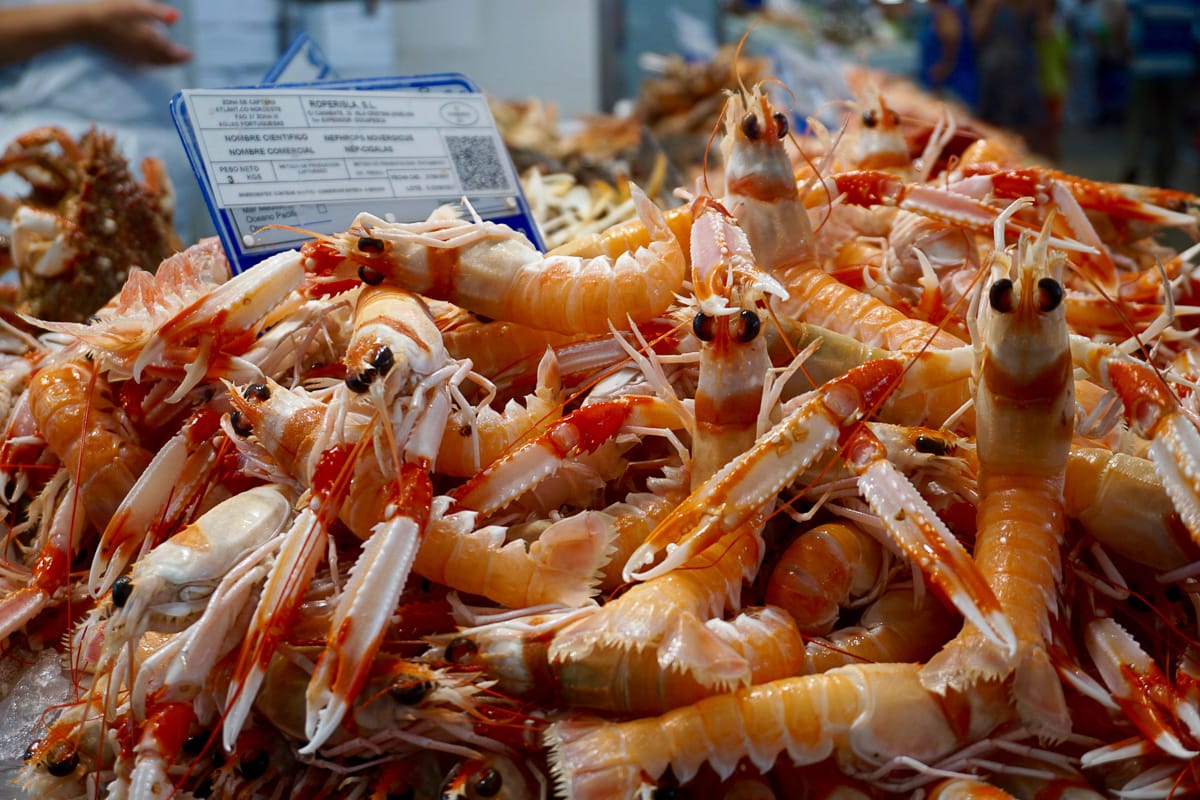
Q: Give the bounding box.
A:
[172,73,542,273]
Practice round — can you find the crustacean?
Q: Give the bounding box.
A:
[4,60,1200,800]
[0,125,181,322]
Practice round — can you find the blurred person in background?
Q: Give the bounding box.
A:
[1118,0,1199,187]
[1094,0,1129,125]
[1035,0,1070,160]
[0,1,199,240]
[916,0,980,110]
[972,0,1044,145]
[1064,0,1100,125]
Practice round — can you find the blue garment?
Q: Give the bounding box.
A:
[1120,0,1199,185]
[976,2,1043,129]
[1126,0,1200,78]
[917,0,980,108]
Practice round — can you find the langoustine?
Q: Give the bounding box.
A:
[3,69,1200,800]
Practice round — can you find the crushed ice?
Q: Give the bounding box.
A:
[0,647,72,761]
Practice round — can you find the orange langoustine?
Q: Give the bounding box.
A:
[3,64,1200,800]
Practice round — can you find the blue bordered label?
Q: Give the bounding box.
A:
[262,33,338,85]
[172,72,544,274]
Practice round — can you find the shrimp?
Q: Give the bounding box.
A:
[801,586,959,674]
[88,402,231,596]
[448,394,687,518]
[543,77,813,275]
[341,283,447,401]
[97,485,291,700]
[413,498,612,608]
[595,462,690,591]
[253,646,506,762]
[436,347,563,479]
[1070,341,1200,553]
[544,662,1014,799]
[457,605,802,717]
[843,92,912,173]
[19,684,113,797]
[219,380,378,749]
[689,196,787,486]
[776,264,968,352]
[719,80,813,273]
[28,352,152,533]
[1064,447,1198,573]
[921,210,1076,741]
[0,351,152,642]
[440,754,544,800]
[299,183,686,335]
[33,243,304,401]
[548,504,770,691]
[626,359,1012,655]
[223,290,473,754]
[1083,617,1200,765]
[129,519,281,715]
[764,520,886,636]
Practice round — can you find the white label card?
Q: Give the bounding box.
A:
[178,83,532,271]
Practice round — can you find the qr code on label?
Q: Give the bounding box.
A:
[446,134,512,192]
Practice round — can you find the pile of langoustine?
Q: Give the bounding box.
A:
[4,82,1200,800]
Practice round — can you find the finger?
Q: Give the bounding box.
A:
[143,1,183,26]
[134,31,192,64]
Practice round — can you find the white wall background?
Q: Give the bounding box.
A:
[389,0,604,117]
[179,0,607,117]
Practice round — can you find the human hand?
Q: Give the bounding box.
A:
[82,1,192,65]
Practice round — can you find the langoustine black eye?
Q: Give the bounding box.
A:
[740,112,761,140]
[45,749,79,777]
[370,345,395,376]
[773,111,789,138]
[242,382,270,401]
[345,369,375,393]
[988,278,1015,313]
[390,679,434,705]
[1037,276,1064,312]
[357,236,386,254]
[693,312,716,342]
[229,411,253,437]
[444,636,478,664]
[862,109,878,128]
[358,264,385,285]
[112,575,133,607]
[473,767,503,797]
[736,309,761,342]
[914,434,953,456]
